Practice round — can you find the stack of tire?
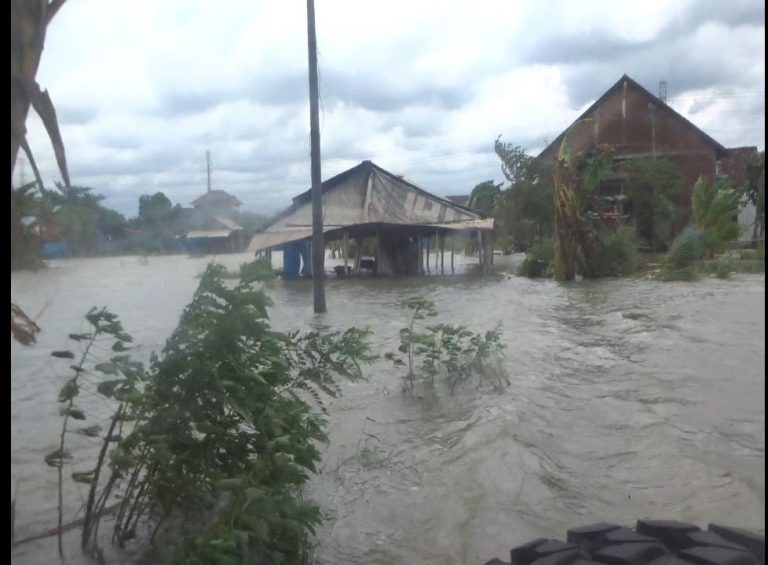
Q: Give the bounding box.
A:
[485,520,765,565]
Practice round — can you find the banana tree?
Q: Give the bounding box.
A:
[552,120,614,280]
[11,0,70,188]
[11,0,69,345]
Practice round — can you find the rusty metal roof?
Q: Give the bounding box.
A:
[247,161,493,253]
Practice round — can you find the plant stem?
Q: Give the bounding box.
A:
[57,333,97,558]
[407,306,420,390]
[82,404,123,552]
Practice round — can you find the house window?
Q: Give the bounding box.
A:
[422,199,433,212]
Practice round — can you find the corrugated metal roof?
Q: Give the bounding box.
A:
[213,216,243,230]
[247,161,493,253]
[190,190,243,208]
[187,229,233,239]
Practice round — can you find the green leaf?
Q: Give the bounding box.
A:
[68,333,92,342]
[113,387,142,404]
[58,379,79,402]
[51,350,75,359]
[215,477,244,491]
[45,449,71,468]
[96,379,123,397]
[60,407,86,420]
[241,487,266,511]
[96,379,122,397]
[76,425,102,438]
[111,341,130,352]
[94,362,117,375]
[72,470,95,484]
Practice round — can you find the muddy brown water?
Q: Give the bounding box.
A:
[10,253,765,564]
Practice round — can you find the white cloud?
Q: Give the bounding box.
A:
[19,0,765,217]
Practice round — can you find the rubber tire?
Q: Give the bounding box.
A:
[484,520,765,565]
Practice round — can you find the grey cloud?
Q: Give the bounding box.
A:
[58,105,99,125]
[158,89,231,117]
[660,0,765,38]
[555,41,749,110]
[523,32,650,66]
[93,132,143,150]
[70,145,189,177]
[523,0,764,111]
[688,98,716,114]
[258,73,309,106]
[321,69,472,112]
[155,67,472,121]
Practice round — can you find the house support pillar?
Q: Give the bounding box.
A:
[342,231,349,275]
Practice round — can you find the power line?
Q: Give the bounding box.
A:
[667,90,765,101]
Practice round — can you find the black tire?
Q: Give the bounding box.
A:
[484,520,765,565]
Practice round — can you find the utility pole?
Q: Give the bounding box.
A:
[306,0,326,313]
[206,150,212,192]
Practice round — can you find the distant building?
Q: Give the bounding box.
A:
[190,189,243,219]
[539,74,756,212]
[185,189,246,253]
[719,146,758,188]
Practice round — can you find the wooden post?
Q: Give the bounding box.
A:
[440,232,444,275]
[477,230,483,270]
[490,232,494,265]
[426,234,430,274]
[434,229,439,271]
[342,231,348,275]
[417,231,423,275]
[354,237,362,274]
[450,236,455,274]
[306,0,326,312]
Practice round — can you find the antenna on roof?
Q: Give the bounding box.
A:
[659,80,667,103]
[206,150,212,193]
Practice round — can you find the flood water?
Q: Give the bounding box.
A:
[10,252,765,564]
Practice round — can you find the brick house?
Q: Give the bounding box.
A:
[538,74,756,212]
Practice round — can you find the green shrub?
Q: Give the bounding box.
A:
[591,225,640,277]
[47,260,375,563]
[659,226,704,279]
[518,239,554,278]
[386,297,508,393]
[691,175,743,258]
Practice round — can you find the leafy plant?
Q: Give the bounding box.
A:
[619,158,684,251]
[590,225,641,277]
[658,226,704,281]
[691,175,744,258]
[46,307,143,558]
[492,140,554,252]
[518,239,554,278]
[47,260,375,563]
[386,297,507,393]
[11,181,43,269]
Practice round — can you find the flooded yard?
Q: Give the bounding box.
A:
[11,253,765,564]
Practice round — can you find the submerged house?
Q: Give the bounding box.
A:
[186,216,246,254]
[247,160,494,276]
[538,75,757,221]
[185,189,246,253]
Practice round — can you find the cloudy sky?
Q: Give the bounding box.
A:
[20,0,765,217]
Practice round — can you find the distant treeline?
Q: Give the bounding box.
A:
[11,184,270,268]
